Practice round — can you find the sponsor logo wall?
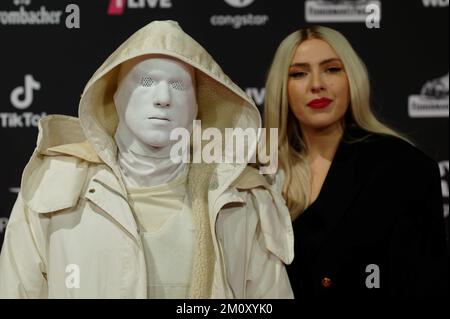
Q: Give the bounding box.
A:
[0,0,448,248]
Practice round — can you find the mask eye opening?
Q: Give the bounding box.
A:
[141,76,155,87]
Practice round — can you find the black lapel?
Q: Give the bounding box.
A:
[306,129,364,252]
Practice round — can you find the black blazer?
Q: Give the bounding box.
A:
[287,127,449,298]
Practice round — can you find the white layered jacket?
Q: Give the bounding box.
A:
[0,20,293,299]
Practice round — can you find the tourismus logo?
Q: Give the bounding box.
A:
[305,0,381,24]
[408,73,449,118]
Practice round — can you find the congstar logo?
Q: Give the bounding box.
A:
[224,0,255,8]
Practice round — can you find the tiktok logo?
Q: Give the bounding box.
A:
[10,74,41,110]
[1,74,46,128]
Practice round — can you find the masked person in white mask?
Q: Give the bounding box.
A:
[0,21,293,299]
[114,56,198,298]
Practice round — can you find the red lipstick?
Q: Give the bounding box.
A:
[307,97,332,109]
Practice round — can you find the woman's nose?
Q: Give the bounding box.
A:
[310,72,326,93]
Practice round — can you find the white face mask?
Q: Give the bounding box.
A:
[113,56,197,187]
[114,56,198,156]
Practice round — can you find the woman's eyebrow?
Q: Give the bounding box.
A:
[289,58,342,68]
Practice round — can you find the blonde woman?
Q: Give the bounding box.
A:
[264,26,448,297]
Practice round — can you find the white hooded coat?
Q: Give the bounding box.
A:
[0,20,293,299]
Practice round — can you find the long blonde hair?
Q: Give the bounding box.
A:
[264,26,408,220]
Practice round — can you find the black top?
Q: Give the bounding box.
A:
[286,127,449,298]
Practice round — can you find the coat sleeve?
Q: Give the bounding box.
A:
[216,186,294,298]
[387,159,449,297]
[244,188,294,299]
[0,193,48,298]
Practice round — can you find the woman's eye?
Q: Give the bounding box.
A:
[289,71,307,78]
[140,76,155,87]
[326,67,342,73]
[169,80,185,90]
